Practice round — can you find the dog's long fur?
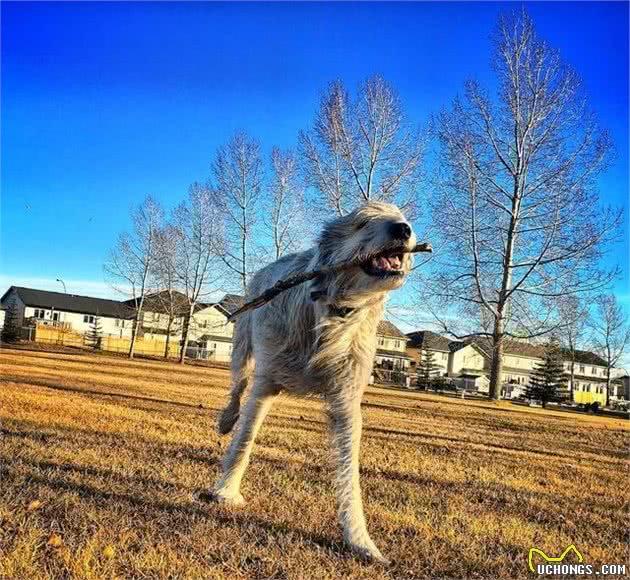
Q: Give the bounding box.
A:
[212,202,416,563]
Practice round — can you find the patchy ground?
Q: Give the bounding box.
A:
[0,347,628,579]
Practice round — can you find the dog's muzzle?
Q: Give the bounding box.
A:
[361,249,406,277]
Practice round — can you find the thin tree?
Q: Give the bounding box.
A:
[299,75,424,216]
[556,294,590,402]
[592,294,630,407]
[211,131,264,294]
[105,195,163,359]
[416,349,441,391]
[428,10,621,399]
[172,183,224,364]
[153,224,184,358]
[265,147,305,259]
[525,340,569,408]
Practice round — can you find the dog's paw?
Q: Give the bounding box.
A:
[349,541,390,565]
[196,489,245,507]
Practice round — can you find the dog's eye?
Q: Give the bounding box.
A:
[356,219,369,230]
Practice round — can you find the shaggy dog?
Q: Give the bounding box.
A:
[212,201,415,563]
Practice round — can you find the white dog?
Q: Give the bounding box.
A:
[212,201,415,563]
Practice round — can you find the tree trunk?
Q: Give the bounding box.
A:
[179,304,195,364]
[164,316,173,358]
[129,295,145,359]
[488,320,504,400]
[605,366,611,407]
[569,359,576,403]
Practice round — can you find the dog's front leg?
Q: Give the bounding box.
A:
[327,390,388,564]
[212,379,279,505]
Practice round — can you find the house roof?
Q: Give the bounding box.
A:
[567,349,608,367]
[465,337,608,367]
[1,286,133,319]
[218,294,244,316]
[126,291,232,318]
[124,290,191,315]
[406,330,451,352]
[377,320,408,339]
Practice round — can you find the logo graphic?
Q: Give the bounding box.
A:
[528,544,584,573]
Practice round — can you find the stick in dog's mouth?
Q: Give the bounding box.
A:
[226,243,432,321]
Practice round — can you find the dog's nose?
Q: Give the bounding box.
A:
[389,222,412,240]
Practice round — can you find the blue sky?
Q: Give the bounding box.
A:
[2,1,628,304]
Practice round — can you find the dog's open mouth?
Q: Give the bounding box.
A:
[362,250,405,277]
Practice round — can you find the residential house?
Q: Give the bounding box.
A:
[405,329,612,404]
[0,286,134,338]
[126,290,237,362]
[406,331,451,378]
[371,320,412,385]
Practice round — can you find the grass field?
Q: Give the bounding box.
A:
[1,347,628,579]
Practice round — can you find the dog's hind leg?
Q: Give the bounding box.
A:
[327,391,388,564]
[218,316,254,435]
[212,378,279,505]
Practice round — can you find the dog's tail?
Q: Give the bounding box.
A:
[218,314,254,435]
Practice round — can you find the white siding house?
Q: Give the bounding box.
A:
[0,286,134,338]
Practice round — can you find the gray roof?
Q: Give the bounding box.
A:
[377,320,407,339]
[1,286,133,319]
[218,294,244,316]
[406,330,451,351]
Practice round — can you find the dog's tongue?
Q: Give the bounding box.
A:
[389,255,402,269]
[373,255,400,270]
[373,256,390,270]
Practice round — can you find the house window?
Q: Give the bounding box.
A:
[591,367,596,375]
[442,352,447,361]
[579,365,585,374]
[378,337,385,346]
[83,315,95,324]
[52,312,59,321]
[34,309,46,319]
[115,319,125,328]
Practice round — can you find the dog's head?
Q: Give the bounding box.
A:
[314,201,416,299]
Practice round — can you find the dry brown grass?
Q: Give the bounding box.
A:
[1,347,628,579]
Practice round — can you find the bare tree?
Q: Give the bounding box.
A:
[152,224,184,358]
[265,147,305,259]
[427,10,621,399]
[299,75,424,216]
[105,195,163,359]
[172,183,224,364]
[592,294,630,406]
[556,294,591,401]
[211,131,264,294]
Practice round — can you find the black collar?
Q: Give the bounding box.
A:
[310,289,355,318]
[328,304,355,318]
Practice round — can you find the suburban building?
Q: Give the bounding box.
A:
[0,286,134,338]
[371,320,412,385]
[123,290,237,362]
[405,328,614,404]
[406,330,452,377]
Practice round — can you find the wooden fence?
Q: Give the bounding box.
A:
[31,325,180,357]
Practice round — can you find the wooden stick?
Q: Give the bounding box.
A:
[227,243,432,321]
